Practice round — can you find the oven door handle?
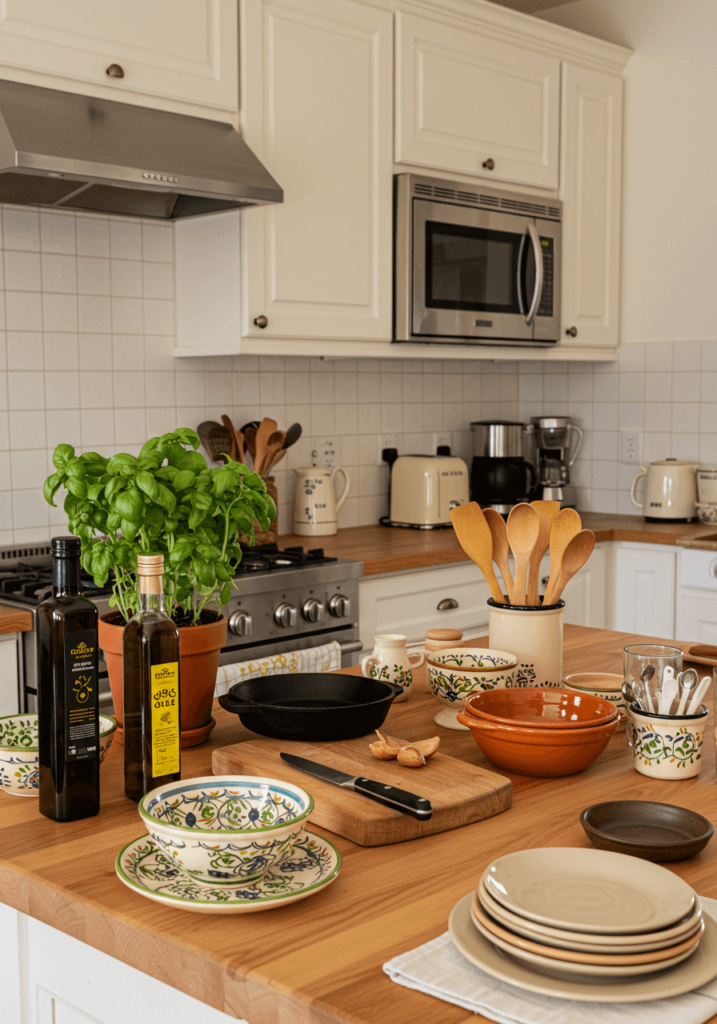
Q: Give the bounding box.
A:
[340,640,363,654]
[524,222,543,326]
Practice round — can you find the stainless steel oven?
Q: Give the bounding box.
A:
[394,173,561,347]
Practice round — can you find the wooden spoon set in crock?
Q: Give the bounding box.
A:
[197,417,302,480]
[450,500,595,607]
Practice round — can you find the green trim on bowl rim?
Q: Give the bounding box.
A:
[114,830,341,906]
[426,656,519,672]
[138,775,315,837]
[0,712,117,752]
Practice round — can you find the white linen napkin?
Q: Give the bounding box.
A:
[383,896,717,1024]
[214,640,343,696]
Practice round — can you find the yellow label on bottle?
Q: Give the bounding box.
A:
[150,662,180,777]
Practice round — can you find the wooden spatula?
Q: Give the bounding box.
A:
[260,430,286,477]
[527,500,561,605]
[542,507,582,606]
[483,508,514,604]
[543,529,596,605]
[221,414,240,462]
[449,502,505,604]
[506,503,540,606]
[197,421,232,463]
[254,417,277,477]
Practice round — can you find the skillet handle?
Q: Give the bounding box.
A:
[218,692,262,715]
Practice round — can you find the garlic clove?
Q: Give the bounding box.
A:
[375,729,408,751]
[411,736,440,758]
[369,740,397,760]
[396,745,426,768]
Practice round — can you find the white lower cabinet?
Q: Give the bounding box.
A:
[606,543,677,640]
[675,547,717,643]
[0,634,19,717]
[0,904,239,1024]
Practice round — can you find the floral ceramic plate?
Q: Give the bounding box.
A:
[115,829,341,914]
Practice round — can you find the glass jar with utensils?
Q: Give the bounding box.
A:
[623,645,683,714]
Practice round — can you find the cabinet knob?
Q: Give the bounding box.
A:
[566,326,578,337]
[482,158,495,171]
[254,315,268,329]
[437,598,459,611]
[106,63,125,79]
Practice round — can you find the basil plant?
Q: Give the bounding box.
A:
[43,428,276,624]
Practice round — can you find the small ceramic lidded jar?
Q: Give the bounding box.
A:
[425,628,464,653]
[361,634,424,702]
[488,599,564,688]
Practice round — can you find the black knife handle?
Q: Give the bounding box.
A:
[353,778,433,820]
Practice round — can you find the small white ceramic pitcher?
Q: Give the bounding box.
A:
[361,634,424,702]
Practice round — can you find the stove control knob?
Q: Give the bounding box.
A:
[329,594,351,618]
[274,602,297,628]
[302,598,324,623]
[228,610,253,637]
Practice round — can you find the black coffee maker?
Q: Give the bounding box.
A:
[470,421,536,515]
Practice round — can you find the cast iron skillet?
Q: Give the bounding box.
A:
[217,673,402,741]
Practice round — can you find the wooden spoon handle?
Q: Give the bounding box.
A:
[688,644,717,659]
[496,557,514,604]
[512,555,529,607]
[485,566,506,605]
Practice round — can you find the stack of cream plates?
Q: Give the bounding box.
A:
[448,848,717,1002]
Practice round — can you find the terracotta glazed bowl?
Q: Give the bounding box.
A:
[426,647,518,730]
[456,710,618,777]
[139,775,314,887]
[0,713,117,797]
[464,687,618,729]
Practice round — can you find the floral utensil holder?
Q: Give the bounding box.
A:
[488,599,564,688]
[627,704,708,779]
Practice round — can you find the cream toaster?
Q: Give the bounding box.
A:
[389,455,469,528]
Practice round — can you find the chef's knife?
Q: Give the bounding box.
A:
[279,753,433,820]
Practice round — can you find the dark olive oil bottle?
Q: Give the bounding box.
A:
[123,553,181,801]
[37,536,100,822]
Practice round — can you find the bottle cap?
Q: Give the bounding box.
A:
[137,553,164,576]
[51,536,81,558]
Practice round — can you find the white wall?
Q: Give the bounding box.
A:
[539,0,717,345]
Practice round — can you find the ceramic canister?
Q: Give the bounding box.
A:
[697,466,717,504]
[627,704,708,780]
[488,599,564,688]
[361,634,424,702]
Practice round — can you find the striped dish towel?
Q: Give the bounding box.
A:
[214,640,343,696]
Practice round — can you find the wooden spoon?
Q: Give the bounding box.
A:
[254,417,277,478]
[543,529,595,605]
[260,430,286,477]
[527,500,561,606]
[242,426,257,465]
[483,508,514,603]
[542,507,582,606]
[449,502,505,604]
[506,503,540,606]
[221,414,240,462]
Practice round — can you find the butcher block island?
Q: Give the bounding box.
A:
[1,626,716,1024]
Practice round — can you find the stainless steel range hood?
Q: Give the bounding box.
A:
[0,79,283,218]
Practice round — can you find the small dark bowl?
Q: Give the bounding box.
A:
[580,800,714,862]
[217,673,401,741]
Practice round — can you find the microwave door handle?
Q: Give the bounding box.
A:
[517,230,528,316]
[524,222,544,326]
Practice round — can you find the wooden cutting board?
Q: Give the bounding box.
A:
[212,736,512,846]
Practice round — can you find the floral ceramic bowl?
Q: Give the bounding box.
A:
[0,713,117,797]
[695,503,717,525]
[426,648,518,730]
[138,775,314,887]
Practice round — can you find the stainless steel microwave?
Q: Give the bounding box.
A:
[394,173,561,347]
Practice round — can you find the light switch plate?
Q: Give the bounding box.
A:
[314,436,342,467]
[620,431,642,464]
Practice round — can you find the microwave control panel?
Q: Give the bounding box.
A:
[537,236,554,318]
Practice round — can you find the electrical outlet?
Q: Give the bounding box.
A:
[432,432,451,453]
[620,431,642,465]
[378,435,397,464]
[314,436,341,467]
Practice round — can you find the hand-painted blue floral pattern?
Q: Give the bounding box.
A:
[116,831,341,913]
[147,782,306,833]
[0,754,39,792]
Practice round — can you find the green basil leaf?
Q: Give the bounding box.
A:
[135,471,160,502]
[212,469,232,497]
[79,451,107,466]
[43,472,63,507]
[172,470,195,491]
[65,460,87,480]
[164,517,179,532]
[86,482,104,501]
[145,507,164,527]
[52,443,75,472]
[157,484,176,515]
[139,436,161,457]
[156,465,178,482]
[173,427,201,450]
[213,561,231,582]
[199,563,215,587]
[107,453,139,477]
[166,443,187,468]
[169,538,193,564]
[106,511,122,531]
[177,450,206,473]
[104,476,125,500]
[197,543,221,561]
[120,519,138,542]
[219,581,232,605]
[66,476,88,499]
[138,452,163,471]
[192,491,213,511]
[188,509,205,530]
[114,488,145,523]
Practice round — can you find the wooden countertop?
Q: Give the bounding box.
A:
[279,513,710,576]
[1,625,716,1024]
[0,605,32,634]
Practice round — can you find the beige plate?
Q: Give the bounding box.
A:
[477,879,703,952]
[483,847,694,934]
[471,893,704,967]
[449,895,717,1003]
[469,903,699,977]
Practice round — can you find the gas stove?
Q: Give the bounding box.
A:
[0,541,363,714]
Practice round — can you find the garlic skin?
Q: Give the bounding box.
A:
[370,730,440,762]
[397,745,427,768]
[369,740,397,760]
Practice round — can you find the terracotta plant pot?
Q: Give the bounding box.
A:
[98,611,227,749]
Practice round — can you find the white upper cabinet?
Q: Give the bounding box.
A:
[0,0,238,119]
[239,0,393,344]
[560,63,623,347]
[395,12,560,189]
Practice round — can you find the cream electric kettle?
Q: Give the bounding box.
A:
[293,466,350,536]
[630,459,698,522]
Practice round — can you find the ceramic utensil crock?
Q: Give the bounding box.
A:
[361,634,424,701]
[292,466,350,536]
[488,599,564,687]
[627,704,708,779]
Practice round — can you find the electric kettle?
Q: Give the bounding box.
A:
[293,466,350,536]
[630,459,698,522]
